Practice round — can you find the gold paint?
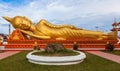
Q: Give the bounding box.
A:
[3,16,117,40]
[13,33,19,40]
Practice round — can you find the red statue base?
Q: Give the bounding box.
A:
[4,30,119,49]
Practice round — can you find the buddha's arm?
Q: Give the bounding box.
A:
[36,19,82,30]
[19,29,51,39]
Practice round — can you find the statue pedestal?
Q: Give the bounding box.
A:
[4,30,119,50]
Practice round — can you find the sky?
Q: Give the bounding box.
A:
[0,0,120,34]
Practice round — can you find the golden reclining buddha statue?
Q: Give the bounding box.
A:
[3,16,117,40]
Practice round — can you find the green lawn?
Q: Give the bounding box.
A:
[102,50,120,56]
[0,51,120,71]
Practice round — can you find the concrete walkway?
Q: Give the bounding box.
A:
[0,51,21,60]
[86,51,120,64]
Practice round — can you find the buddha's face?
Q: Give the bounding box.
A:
[13,16,32,30]
[3,16,32,30]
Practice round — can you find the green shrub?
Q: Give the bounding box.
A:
[45,43,65,53]
[106,43,115,51]
[33,46,40,50]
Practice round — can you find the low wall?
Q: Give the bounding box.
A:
[0,46,5,50]
[7,39,117,44]
[3,39,119,49]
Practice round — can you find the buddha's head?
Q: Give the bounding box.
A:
[3,16,32,30]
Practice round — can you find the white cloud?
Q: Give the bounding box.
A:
[1,0,120,34]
